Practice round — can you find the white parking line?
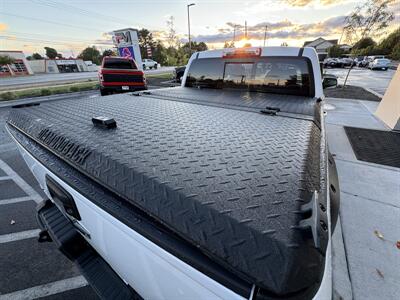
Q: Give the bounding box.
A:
[0,229,40,244]
[0,159,42,203]
[0,176,11,181]
[0,276,88,300]
[0,196,35,206]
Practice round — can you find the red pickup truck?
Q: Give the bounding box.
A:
[98,56,147,96]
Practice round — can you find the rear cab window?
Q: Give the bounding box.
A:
[103,58,137,69]
[185,56,314,97]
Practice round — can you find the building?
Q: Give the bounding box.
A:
[303,37,339,60]
[0,51,34,77]
[28,58,90,74]
[339,44,352,52]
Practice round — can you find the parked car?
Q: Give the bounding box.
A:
[353,56,366,67]
[98,56,147,96]
[368,58,391,70]
[323,58,342,68]
[173,65,186,82]
[358,57,371,68]
[338,57,353,67]
[142,58,159,70]
[7,46,340,300]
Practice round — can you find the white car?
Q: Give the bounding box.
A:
[369,58,390,70]
[142,58,159,70]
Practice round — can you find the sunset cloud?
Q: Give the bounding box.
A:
[191,15,346,44]
[283,0,344,6]
[0,23,8,31]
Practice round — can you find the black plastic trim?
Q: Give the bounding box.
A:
[46,174,81,220]
[37,200,142,299]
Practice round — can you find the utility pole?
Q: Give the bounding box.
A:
[245,21,247,40]
[187,3,195,55]
[263,25,268,47]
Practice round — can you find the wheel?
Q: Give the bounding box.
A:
[154,64,158,69]
[142,64,146,70]
[100,89,108,96]
[149,66,153,70]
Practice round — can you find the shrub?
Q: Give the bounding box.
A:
[40,89,52,96]
[70,86,79,92]
[0,92,17,100]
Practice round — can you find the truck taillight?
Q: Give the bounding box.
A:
[222,47,262,58]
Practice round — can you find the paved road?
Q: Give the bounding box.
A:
[0,67,175,90]
[325,67,395,96]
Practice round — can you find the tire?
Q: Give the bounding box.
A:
[154,64,158,69]
[142,65,146,70]
[100,89,108,96]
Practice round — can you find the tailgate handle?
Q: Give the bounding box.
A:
[45,175,81,220]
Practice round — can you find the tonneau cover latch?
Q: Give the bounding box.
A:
[260,106,281,115]
[92,116,117,129]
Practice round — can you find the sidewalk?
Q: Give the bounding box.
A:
[326,98,400,300]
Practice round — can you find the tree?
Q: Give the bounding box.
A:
[280,42,288,47]
[378,26,400,52]
[101,49,116,58]
[344,0,395,43]
[223,41,235,48]
[166,16,179,48]
[182,41,208,52]
[0,55,14,65]
[352,37,376,50]
[44,47,58,59]
[32,53,43,59]
[328,45,345,57]
[26,53,43,60]
[138,28,156,59]
[78,46,101,65]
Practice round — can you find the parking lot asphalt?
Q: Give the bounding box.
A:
[325,67,395,96]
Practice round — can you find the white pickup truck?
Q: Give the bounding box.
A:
[6,46,339,300]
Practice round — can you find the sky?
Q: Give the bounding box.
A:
[0,0,399,57]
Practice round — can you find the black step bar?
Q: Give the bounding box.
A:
[37,199,142,300]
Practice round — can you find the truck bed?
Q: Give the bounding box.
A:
[6,87,328,297]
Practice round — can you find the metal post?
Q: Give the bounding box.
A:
[263,25,268,47]
[187,3,195,55]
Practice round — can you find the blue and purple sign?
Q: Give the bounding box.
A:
[118,46,135,60]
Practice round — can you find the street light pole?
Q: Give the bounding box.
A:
[187,3,195,55]
[263,25,268,47]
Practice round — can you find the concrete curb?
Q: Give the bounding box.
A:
[325,96,380,103]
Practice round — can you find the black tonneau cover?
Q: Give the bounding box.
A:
[7,87,328,296]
